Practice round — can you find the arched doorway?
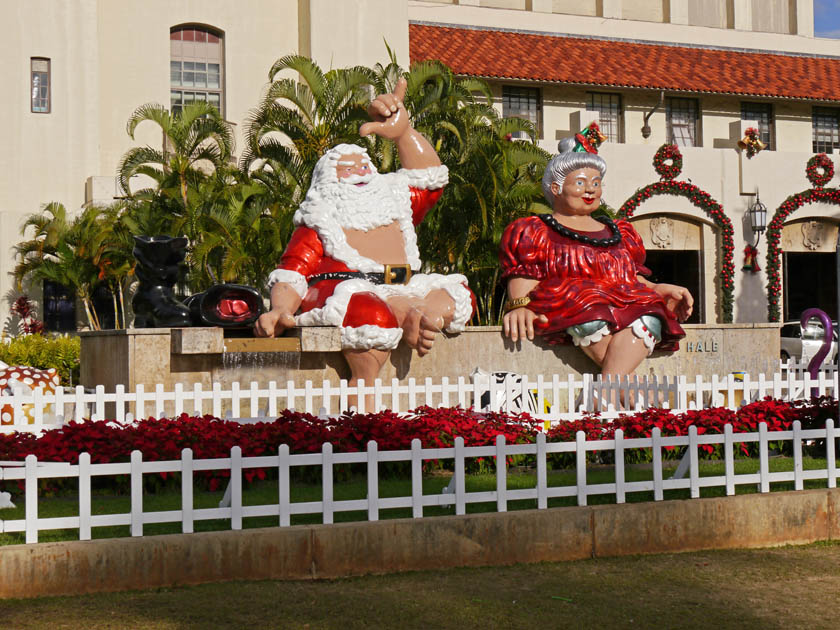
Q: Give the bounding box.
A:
[630,214,709,324]
[780,218,839,321]
[619,144,735,322]
[764,154,840,321]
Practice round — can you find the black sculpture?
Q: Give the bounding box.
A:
[131,235,192,328]
[132,235,264,331]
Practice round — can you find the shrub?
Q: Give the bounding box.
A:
[0,333,80,385]
[1,398,836,498]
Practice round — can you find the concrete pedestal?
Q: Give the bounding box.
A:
[80,324,781,394]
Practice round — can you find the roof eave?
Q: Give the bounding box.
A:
[448,73,840,104]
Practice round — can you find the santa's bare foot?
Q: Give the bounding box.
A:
[402,308,444,356]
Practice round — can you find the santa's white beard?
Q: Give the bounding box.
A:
[292,168,421,272]
[297,171,411,231]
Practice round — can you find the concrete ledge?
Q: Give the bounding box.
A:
[81,325,782,402]
[1,488,836,599]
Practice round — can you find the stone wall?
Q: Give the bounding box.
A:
[81,323,780,394]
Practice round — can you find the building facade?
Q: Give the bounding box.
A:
[1,0,838,332]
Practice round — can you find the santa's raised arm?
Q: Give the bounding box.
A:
[255,78,473,402]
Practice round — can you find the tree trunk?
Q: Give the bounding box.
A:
[117,280,126,330]
[82,298,100,331]
[111,284,121,330]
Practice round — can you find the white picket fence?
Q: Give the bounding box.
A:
[782,357,838,377]
[1,369,838,434]
[1,420,837,544]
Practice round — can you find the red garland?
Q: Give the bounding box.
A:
[765,155,840,321]
[619,148,734,322]
[765,188,840,320]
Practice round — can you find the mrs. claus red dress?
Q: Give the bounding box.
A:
[499,215,685,350]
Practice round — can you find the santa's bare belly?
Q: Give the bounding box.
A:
[342,222,408,265]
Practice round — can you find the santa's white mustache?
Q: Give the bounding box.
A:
[340,172,376,185]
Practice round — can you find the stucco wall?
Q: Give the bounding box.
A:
[0,0,305,326]
[408,0,820,49]
[0,0,101,319]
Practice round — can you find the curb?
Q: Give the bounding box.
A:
[1,488,837,598]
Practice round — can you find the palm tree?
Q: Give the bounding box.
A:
[420,113,549,324]
[191,178,291,289]
[240,55,378,192]
[14,204,116,330]
[117,101,235,292]
[371,52,550,324]
[12,202,72,281]
[118,101,234,210]
[93,202,138,329]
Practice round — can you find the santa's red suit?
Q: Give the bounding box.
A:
[267,151,473,351]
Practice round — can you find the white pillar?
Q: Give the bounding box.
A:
[528,0,553,13]
[668,0,689,25]
[795,0,814,37]
[301,0,409,69]
[732,0,753,31]
[601,0,621,19]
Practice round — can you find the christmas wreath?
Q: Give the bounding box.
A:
[653,144,683,180]
[806,153,835,188]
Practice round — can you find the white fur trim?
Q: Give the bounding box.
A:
[295,278,372,328]
[630,318,657,354]
[400,165,449,190]
[569,323,610,348]
[267,269,308,298]
[295,273,472,346]
[341,325,403,351]
[408,273,472,332]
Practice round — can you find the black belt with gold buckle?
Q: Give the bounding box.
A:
[308,265,413,286]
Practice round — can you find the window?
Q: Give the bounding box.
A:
[43,281,75,332]
[170,26,224,116]
[586,92,623,143]
[741,102,774,150]
[666,98,700,147]
[502,86,541,139]
[30,57,50,113]
[812,107,840,154]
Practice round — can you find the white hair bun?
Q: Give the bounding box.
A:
[557,137,577,154]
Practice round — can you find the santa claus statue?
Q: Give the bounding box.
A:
[255,78,473,397]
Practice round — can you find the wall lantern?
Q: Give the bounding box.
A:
[748,192,767,245]
[742,192,767,274]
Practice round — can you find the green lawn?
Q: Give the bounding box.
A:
[1,541,839,629]
[0,456,834,545]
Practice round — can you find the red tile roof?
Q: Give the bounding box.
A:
[409,23,840,102]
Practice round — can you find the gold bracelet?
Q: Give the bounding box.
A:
[504,296,531,313]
